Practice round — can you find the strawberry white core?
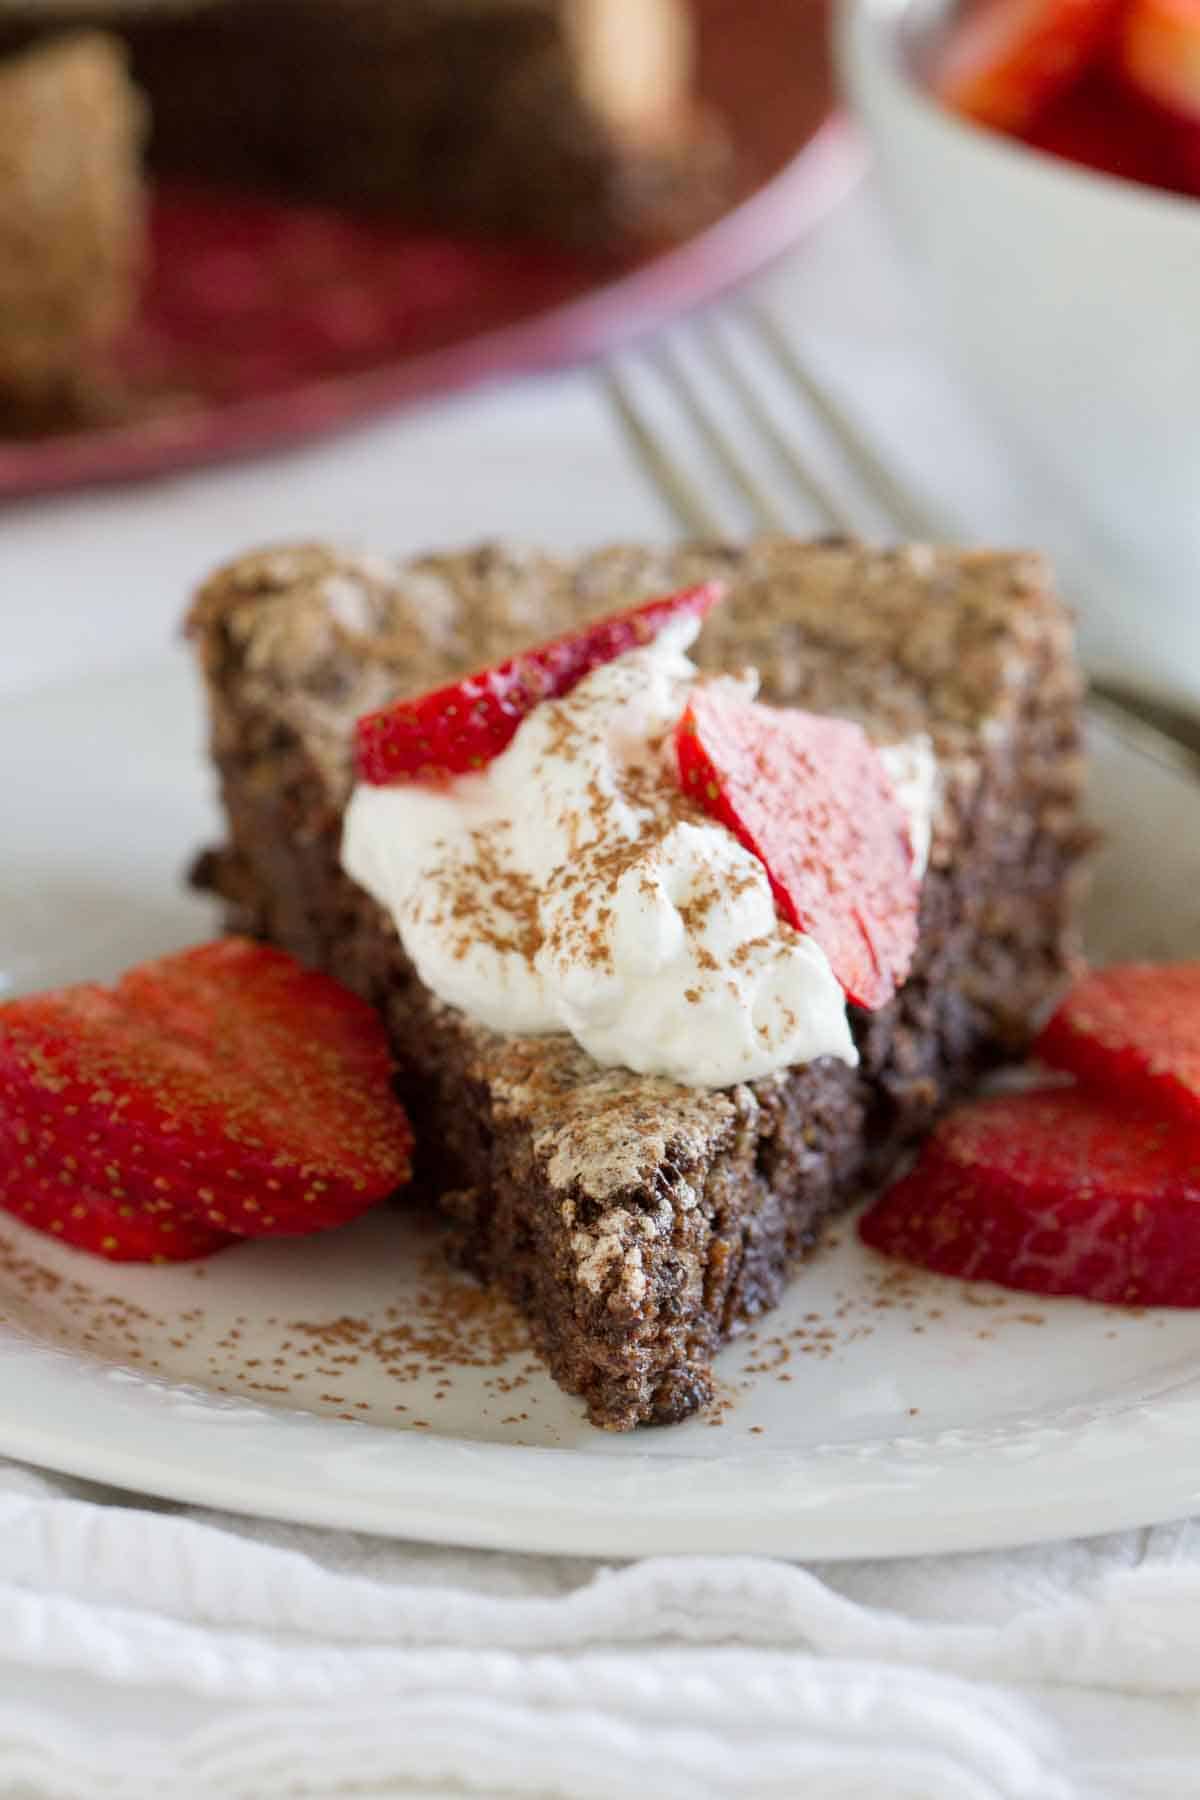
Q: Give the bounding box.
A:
[341,620,937,1089]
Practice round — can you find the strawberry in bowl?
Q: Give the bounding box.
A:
[930,0,1200,195]
[839,0,1200,722]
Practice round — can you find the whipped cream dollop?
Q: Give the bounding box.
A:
[342,622,937,1090]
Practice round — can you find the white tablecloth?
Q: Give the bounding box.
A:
[4,181,1199,1799]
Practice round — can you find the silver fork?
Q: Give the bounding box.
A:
[601,300,1200,771]
[603,297,949,547]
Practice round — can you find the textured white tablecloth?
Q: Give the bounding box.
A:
[4,181,1199,1798]
[5,1453,1200,1800]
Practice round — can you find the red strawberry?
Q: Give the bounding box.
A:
[675,689,919,1010]
[859,1087,1200,1305]
[932,0,1123,132]
[1118,0,1200,126]
[0,940,413,1260]
[0,1120,234,1263]
[1037,963,1200,1132]
[1179,128,1200,195]
[1019,70,1190,194]
[354,581,725,786]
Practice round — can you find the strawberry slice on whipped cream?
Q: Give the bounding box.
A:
[675,688,921,1011]
[354,581,724,785]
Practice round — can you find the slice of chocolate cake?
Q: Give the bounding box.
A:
[0,0,726,249]
[188,538,1089,1430]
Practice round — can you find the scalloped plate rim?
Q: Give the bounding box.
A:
[4,1314,1200,1558]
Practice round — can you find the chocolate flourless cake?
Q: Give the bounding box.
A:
[0,0,726,249]
[188,538,1089,1430]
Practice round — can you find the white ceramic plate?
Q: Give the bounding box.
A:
[3,662,1200,1559]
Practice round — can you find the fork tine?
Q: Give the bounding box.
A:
[748,301,946,542]
[700,320,860,537]
[604,325,1200,770]
[601,366,721,538]
[654,340,789,533]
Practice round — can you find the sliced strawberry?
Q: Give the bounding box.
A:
[674,689,919,1010]
[1037,963,1200,1133]
[354,581,725,786]
[859,1087,1200,1305]
[1119,0,1200,126]
[0,940,413,1258]
[0,1120,234,1263]
[1179,127,1200,194]
[1020,69,1191,193]
[933,0,1123,132]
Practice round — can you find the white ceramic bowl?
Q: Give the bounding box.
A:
[838,0,1200,715]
